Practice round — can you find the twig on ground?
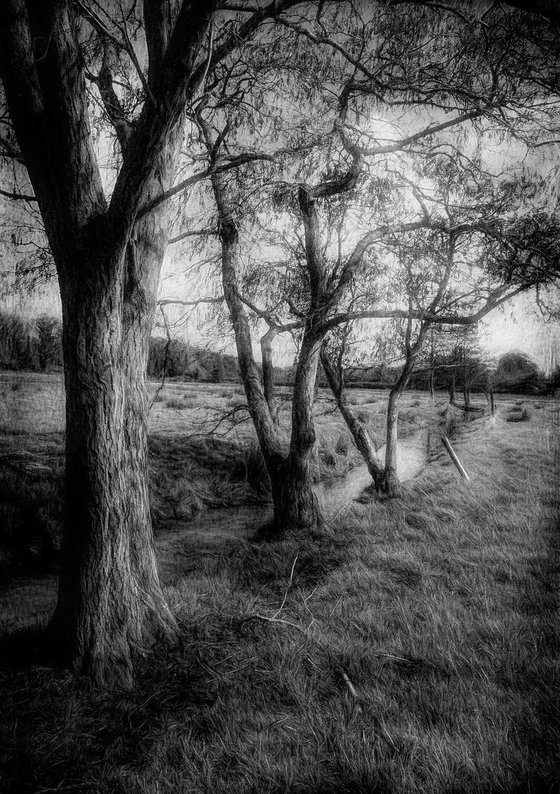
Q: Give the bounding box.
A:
[272,555,298,619]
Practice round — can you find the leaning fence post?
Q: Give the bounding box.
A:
[441,435,470,482]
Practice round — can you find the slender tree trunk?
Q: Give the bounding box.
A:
[449,376,456,404]
[429,367,435,401]
[261,326,280,425]
[321,346,383,486]
[377,334,423,497]
[378,386,401,497]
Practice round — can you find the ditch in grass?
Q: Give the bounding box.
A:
[1,402,559,793]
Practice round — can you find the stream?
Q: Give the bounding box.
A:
[0,431,429,624]
[156,429,429,580]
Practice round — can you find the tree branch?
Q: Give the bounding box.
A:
[322,284,530,332]
[0,186,36,202]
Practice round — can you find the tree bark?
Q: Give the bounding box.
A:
[269,457,321,531]
[281,329,323,529]
[321,346,383,486]
[209,162,322,534]
[378,386,401,497]
[261,326,280,425]
[377,330,424,498]
[49,261,176,685]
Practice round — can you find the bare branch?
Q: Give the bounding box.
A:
[323,284,530,332]
[0,186,36,202]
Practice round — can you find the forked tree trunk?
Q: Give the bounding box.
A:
[211,167,321,535]
[48,124,184,685]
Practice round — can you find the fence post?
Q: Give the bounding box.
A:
[442,435,470,482]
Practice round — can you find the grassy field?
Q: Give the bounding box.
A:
[0,371,559,792]
[0,371,429,567]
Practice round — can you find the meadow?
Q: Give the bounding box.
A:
[0,371,559,793]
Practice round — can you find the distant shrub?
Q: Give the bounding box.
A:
[505,407,530,423]
[166,398,185,410]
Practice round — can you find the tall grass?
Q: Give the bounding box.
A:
[1,399,559,792]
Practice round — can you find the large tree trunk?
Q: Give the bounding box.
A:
[321,346,383,486]
[49,192,179,684]
[48,118,184,684]
[269,457,321,531]
[49,251,175,686]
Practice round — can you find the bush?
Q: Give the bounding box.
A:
[166,398,185,410]
[505,406,530,423]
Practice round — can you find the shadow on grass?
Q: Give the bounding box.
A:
[0,526,354,794]
[515,501,560,792]
[0,625,222,793]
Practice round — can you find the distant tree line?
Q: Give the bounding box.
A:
[0,313,242,383]
[313,349,553,396]
[147,336,240,383]
[0,312,63,372]
[1,312,555,395]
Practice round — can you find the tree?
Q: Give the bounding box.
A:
[494,350,544,392]
[176,0,560,528]
[319,200,559,495]
[0,0,312,685]
[0,311,28,369]
[2,0,559,680]
[35,315,62,371]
